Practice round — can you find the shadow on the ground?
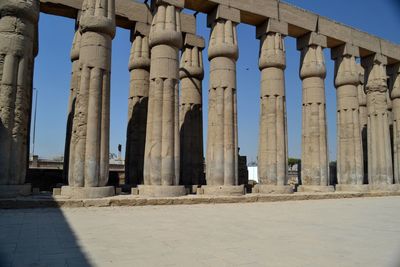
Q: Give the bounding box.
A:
[0,193,92,267]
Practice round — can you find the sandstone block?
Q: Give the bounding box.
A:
[202,185,245,196]
[253,185,294,194]
[207,5,240,27]
[335,184,370,192]
[297,185,335,193]
[138,185,186,197]
[256,19,288,38]
[0,184,31,199]
[331,43,359,60]
[297,32,327,50]
[60,186,115,199]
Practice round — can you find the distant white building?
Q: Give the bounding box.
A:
[248,166,258,183]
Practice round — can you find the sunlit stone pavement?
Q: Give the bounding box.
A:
[1,197,400,267]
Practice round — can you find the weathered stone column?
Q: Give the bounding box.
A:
[361,54,398,191]
[357,64,368,183]
[63,19,81,183]
[203,5,244,196]
[62,0,116,199]
[296,32,334,192]
[0,0,39,198]
[332,44,366,192]
[253,19,292,194]
[140,0,186,197]
[125,23,150,187]
[389,63,400,184]
[179,34,205,191]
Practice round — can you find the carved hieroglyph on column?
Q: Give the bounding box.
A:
[179,35,205,190]
[0,0,39,197]
[332,44,365,191]
[63,0,116,198]
[389,64,400,184]
[297,33,333,192]
[140,1,186,197]
[125,25,150,186]
[204,5,244,196]
[357,64,368,183]
[362,54,396,190]
[254,20,292,194]
[63,21,81,183]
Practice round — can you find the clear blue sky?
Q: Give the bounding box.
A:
[33,0,400,162]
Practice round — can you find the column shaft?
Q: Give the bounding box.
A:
[390,64,400,183]
[206,19,239,186]
[334,52,363,185]
[64,27,81,183]
[68,0,115,187]
[362,55,393,185]
[125,33,150,186]
[299,44,329,186]
[357,64,368,182]
[179,43,205,187]
[143,4,182,186]
[257,32,288,186]
[0,0,39,185]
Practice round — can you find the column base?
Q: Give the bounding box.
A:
[297,185,335,193]
[369,184,400,192]
[0,184,31,198]
[61,186,115,199]
[253,185,294,194]
[335,184,370,192]
[200,185,245,196]
[138,185,186,197]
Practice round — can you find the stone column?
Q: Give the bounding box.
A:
[63,19,81,184]
[203,5,244,196]
[332,44,366,192]
[140,0,186,197]
[179,34,205,192]
[62,0,116,199]
[357,64,368,183]
[0,0,39,198]
[253,19,292,194]
[296,32,334,192]
[125,23,150,187]
[389,64,400,184]
[361,54,397,191]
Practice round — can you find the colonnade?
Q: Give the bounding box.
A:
[1,0,400,198]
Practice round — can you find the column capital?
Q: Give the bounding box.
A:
[207,5,240,27]
[388,63,400,99]
[79,0,116,38]
[0,0,39,23]
[297,32,327,51]
[331,43,359,60]
[256,19,288,39]
[361,54,388,94]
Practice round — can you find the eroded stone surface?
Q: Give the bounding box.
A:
[298,33,329,187]
[332,44,363,186]
[0,0,39,188]
[179,35,205,187]
[362,54,393,185]
[67,0,116,188]
[125,29,150,186]
[142,2,184,194]
[206,7,240,188]
[390,63,400,184]
[257,28,288,188]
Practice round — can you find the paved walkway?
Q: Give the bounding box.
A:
[1,197,400,267]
